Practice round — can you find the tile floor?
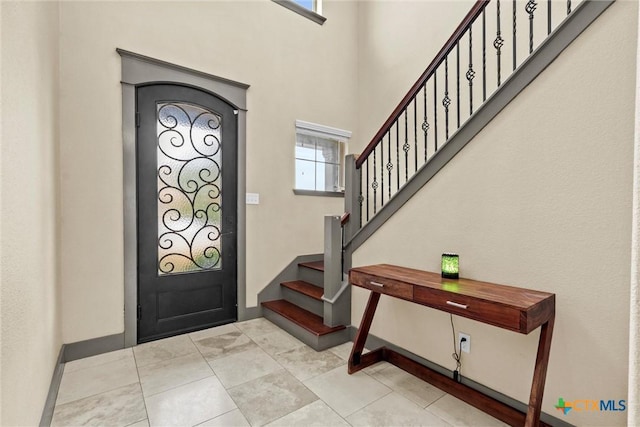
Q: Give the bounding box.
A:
[51,318,508,427]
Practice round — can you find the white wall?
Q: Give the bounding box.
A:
[352,1,636,426]
[57,0,359,343]
[0,2,61,425]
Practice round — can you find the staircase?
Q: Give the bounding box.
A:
[259,0,612,356]
[261,260,350,351]
[344,0,614,252]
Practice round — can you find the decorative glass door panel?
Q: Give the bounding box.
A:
[156,102,223,275]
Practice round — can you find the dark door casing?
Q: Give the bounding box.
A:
[136,84,237,343]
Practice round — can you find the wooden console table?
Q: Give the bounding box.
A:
[348,264,555,427]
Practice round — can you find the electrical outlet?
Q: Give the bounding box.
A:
[459,332,471,353]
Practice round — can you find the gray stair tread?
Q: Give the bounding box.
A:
[261,300,345,337]
[281,280,324,301]
[299,261,324,272]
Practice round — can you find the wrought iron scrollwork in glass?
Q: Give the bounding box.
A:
[156,102,223,276]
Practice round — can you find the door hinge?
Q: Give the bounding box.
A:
[137,305,141,320]
[135,112,140,127]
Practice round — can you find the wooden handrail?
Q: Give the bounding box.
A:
[356,0,490,169]
[340,212,350,226]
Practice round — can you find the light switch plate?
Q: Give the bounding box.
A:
[246,193,260,205]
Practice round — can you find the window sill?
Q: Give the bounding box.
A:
[272,0,326,25]
[293,189,344,198]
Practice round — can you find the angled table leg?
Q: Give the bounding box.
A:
[525,315,555,427]
[348,291,382,374]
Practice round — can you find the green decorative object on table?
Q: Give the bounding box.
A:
[441,253,459,279]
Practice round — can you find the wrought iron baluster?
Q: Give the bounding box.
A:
[434,75,438,152]
[403,110,409,182]
[513,0,517,71]
[396,120,400,191]
[414,98,418,172]
[482,8,487,102]
[365,160,369,222]
[387,131,392,200]
[456,42,461,129]
[467,27,475,115]
[567,0,571,15]
[547,0,551,35]
[372,149,377,215]
[443,58,450,140]
[358,167,363,227]
[423,84,429,162]
[495,0,504,87]
[380,140,384,207]
[526,0,537,54]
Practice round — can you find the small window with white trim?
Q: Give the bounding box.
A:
[294,120,351,195]
[292,0,320,13]
[272,0,326,25]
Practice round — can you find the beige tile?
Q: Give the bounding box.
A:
[235,317,280,339]
[327,341,354,361]
[56,356,139,405]
[126,419,149,427]
[303,365,392,417]
[52,383,146,427]
[197,409,250,427]
[64,348,133,373]
[195,330,259,361]
[138,352,214,396]
[347,392,451,427]
[252,330,305,356]
[362,360,392,375]
[145,376,236,427]
[189,323,240,341]
[274,346,345,381]
[367,364,446,408]
[328,342,375,362]
[209,347,282,388]
[228,370,318,426]
[133,335,199,367]
[426,394,509,427]
[266,400,350,427]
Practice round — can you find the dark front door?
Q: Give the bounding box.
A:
[136,84,237,343]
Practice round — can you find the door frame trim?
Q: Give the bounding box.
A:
[118,49,250,347]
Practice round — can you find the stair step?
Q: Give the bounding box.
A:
[261,300,345,337]
[299,261,324,272]
[281,280,324,301]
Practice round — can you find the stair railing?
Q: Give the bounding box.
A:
[353,0,579,229]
